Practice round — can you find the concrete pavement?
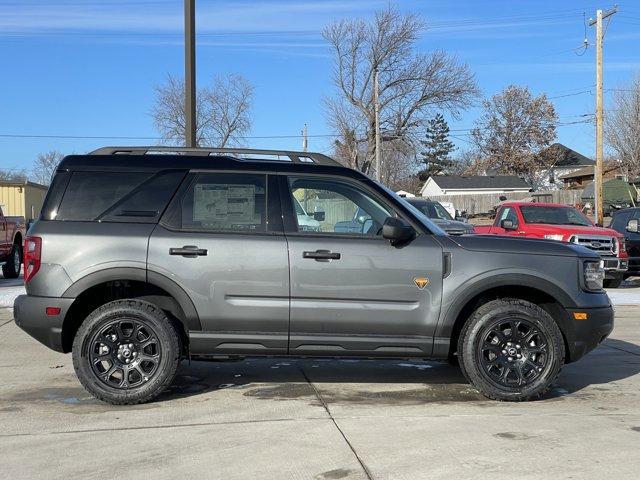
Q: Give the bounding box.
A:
[1,304,639,479]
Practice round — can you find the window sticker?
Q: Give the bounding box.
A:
[193,183,262,228]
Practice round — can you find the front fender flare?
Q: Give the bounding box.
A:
[436,272,576,340]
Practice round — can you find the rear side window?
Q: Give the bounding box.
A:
[163,172,267,232]
[54,171,186,222]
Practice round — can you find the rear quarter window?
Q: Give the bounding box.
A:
[54,171,186,222]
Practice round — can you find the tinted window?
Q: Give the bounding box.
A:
[165,173,267,232]
[99,171,187,223]
[288,177,392,235]
[56,172,151,221]
[520,206,591,226]
[40,171,70,220]
[413,202,453,221]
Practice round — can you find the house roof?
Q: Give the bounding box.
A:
[427,175,530,190]
[0,180,48,190]
[543,143,594,168]
[558,163,619,180]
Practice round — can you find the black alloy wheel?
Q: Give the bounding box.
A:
[477,318,549,388]
[72,299,181,405]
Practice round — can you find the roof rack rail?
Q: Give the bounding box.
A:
[88,146,342,167]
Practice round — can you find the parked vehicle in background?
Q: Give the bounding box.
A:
[609,207,640,279]
[475,202,628,288]
[406,198,475,235]
[14,147,613,405]
[293,198,322,232]
[0,205,25,278]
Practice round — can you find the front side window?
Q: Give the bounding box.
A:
[498,207,518,226]
[165,173,267,232]
[287,177,392,235]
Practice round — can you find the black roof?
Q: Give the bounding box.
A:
[543,143,594,168]
[57,148,364,180]
[428,175,530,190]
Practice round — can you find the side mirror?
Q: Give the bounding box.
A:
[313,211,325,222]
[627,218,639,233]
[382,217,416,246]
[500,219,516,230]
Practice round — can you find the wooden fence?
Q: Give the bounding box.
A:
[426,190,584,216]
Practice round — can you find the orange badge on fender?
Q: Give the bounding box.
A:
[413,277,429,289]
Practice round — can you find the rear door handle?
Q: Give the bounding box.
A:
[303,250,341,262]
[169,245,208,257]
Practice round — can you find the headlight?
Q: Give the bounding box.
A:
[583,260,605,291]
[544,234,564,241]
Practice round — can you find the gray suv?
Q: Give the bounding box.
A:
[14,147,613,405]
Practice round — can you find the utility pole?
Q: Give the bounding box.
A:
[184,0,197,148]
[589,6,618,225]
[374,66,381,182]
[302,123,308,152]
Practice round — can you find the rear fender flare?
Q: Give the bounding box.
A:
[62,267,201,331]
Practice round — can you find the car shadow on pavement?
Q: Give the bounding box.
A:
[157,338,640,404]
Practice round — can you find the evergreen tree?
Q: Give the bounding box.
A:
[418,114,456,180]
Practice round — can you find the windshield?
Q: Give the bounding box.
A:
[372,181,447,235]
[520,205,593,226]
[413,202,454,221]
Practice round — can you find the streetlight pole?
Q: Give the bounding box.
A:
[374,66,381,182]
[184,0,197,148]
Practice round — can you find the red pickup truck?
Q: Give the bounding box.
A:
[0,205,25,278]
[475,202,629,287]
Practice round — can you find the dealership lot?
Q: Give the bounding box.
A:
[1,277,639,480]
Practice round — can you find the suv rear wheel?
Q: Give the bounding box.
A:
[2,243,22,279]
[458,298,564,401]
[72,299,181,405]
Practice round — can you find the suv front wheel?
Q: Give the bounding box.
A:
[72,299,181,405]
[458,298,565,401]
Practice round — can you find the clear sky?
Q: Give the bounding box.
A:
[1,0,639,175]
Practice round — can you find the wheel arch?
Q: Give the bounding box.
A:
[440,274,574,362]
[61,268,200,353]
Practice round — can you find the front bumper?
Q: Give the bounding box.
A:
[565,305,614,362]
[601,257,628,278]
[13,295,75,353]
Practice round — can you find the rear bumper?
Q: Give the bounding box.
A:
[565,305,614,362]
[13,295,74,353]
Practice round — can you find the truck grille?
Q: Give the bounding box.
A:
[569,235,617,255]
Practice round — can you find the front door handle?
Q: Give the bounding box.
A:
[302,250,341,262]
[169,245,208,257]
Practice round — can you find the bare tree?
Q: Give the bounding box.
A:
[324,5,478,178]
[208,74,254,147]
[606,76,640,177]
[0,169,28,182]
[471,85,557,187]
[151,73,253,147]
[33,150,64,185]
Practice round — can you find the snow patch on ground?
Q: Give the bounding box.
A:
[0,277,24,308]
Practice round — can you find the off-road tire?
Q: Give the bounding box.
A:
[2,243,22,279]
[72,299,181,405]
[458,298,565,401]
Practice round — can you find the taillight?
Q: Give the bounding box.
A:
[24,236,42,284]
